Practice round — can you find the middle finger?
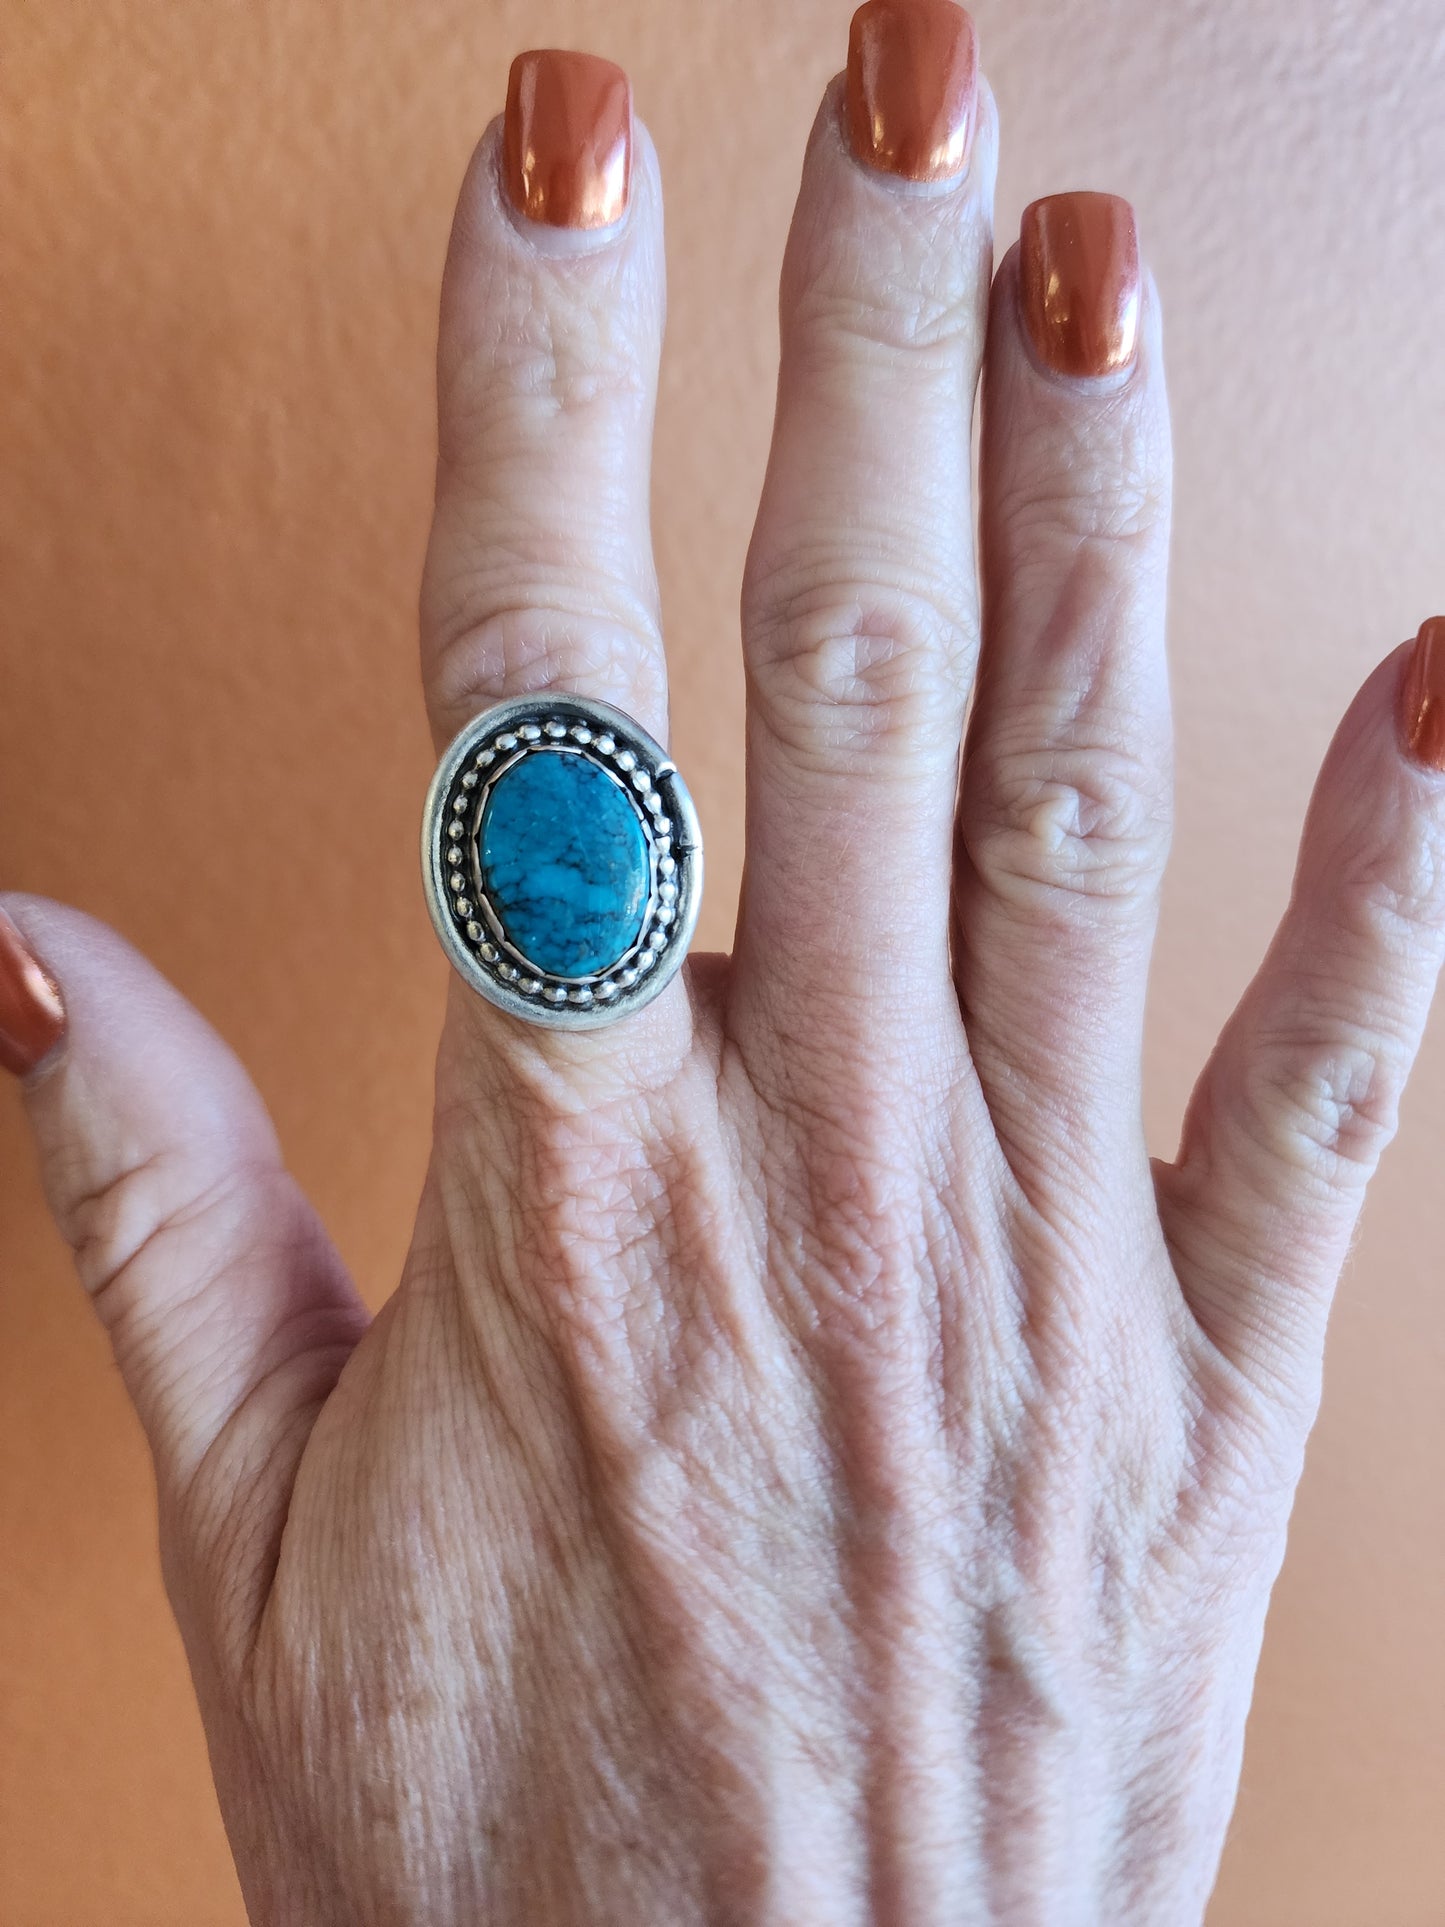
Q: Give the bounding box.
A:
[732,0,996,1099]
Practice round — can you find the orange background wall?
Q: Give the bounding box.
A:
[2,1,1442,1920]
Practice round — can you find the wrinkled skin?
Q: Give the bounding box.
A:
[10,65,1445,1927]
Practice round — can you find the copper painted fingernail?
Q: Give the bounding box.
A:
[846,0,979,183]
[1019,192,1141,379]
[1401,617,1445,771]
[0,910,65,1078]
[503,50,632,231]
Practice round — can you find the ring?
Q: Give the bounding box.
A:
[421,693,703,1030]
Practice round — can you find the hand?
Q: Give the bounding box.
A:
[7,12,1445,1923]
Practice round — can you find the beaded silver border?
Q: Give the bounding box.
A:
[421,694,703,1030]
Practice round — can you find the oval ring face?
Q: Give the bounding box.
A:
[421,694,703,1029]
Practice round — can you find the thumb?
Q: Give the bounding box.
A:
[2,895,366,1642]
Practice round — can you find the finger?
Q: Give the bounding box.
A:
[420,55,699,1075]
[955,195,1172,1181]
[1157,626,1445,1399]
[420,51,666,751]
[1,896,365,1641]
[733,1,997,1085]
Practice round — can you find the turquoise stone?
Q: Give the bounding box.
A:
[478,749,650,978]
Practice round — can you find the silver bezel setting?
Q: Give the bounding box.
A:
[421,694,703,1031]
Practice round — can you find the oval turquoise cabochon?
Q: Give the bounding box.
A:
[478,750,651,979]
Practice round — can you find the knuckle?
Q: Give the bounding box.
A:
[1337,818,1445,949]
[60,1152,268,1340]
[438,279,649,460]
[437,1090,731,1397]
[754,1070,966,1333]
[743,578,974,765]
[51,1147,163,1310]
[794,1142,933,1324]
[425,603,664,742]
[966,738,1168,911]
[1008,470,1168,556]
[1238,1026,1402,1189]
[790,268,983,361]
[999,404,1171,551]
[784,183,988,360]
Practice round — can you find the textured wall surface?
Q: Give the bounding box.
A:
[2,1,1443,1920]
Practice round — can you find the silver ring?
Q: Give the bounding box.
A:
[421,694,703,1030]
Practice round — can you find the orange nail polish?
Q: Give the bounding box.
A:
[846,0,979,184]
[1019,192,1141,379]
[1401,617,1445,771]
[0,910,65,1077]
[503,50,632,231]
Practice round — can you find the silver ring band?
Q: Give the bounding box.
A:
[421,693,703,1030]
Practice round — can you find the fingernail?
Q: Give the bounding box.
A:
[503,50,633,231]
[1401,617,1445,771]
[1019,192,1141,379]
[0,909,65,1078]
[845,0,979,184]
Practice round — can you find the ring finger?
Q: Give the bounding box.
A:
[419,50,682,1069]
[956,197,1172,1186]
